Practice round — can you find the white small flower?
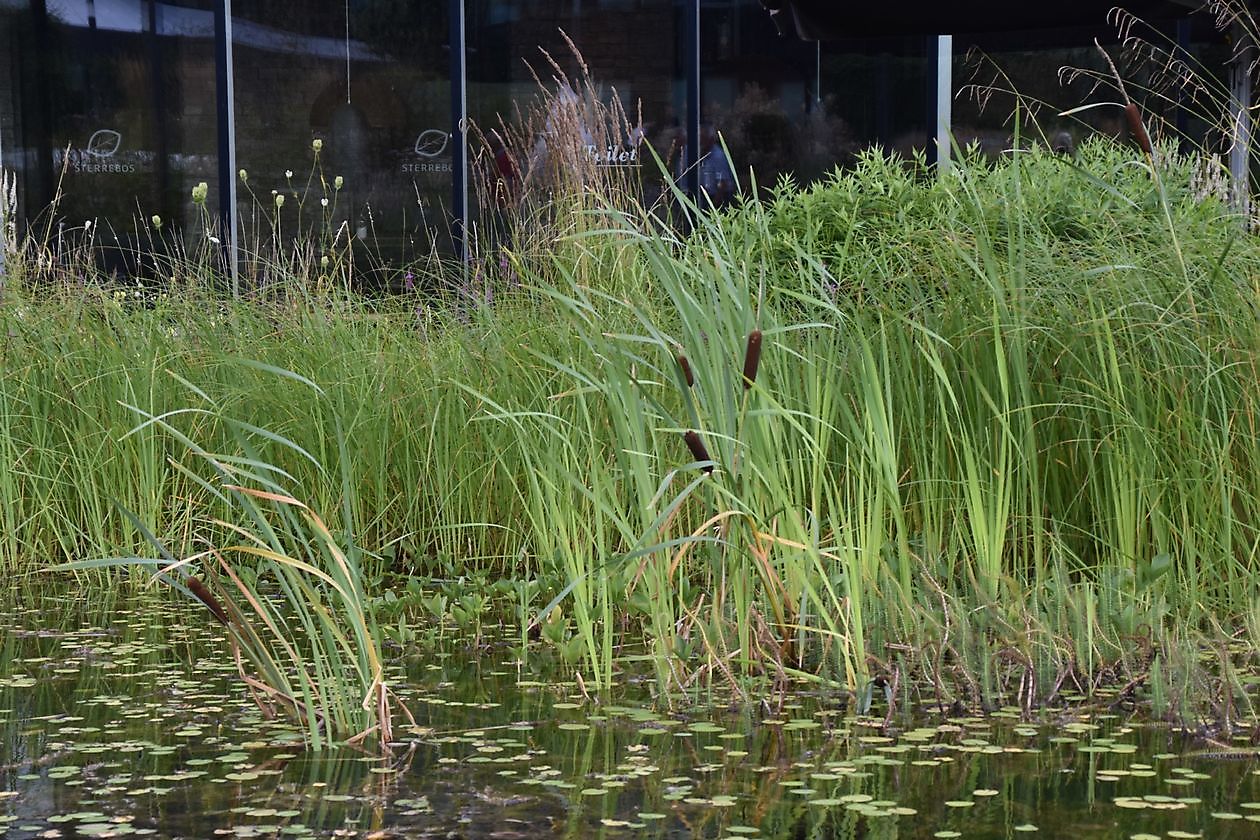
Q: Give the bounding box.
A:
[274,194,285,209]
[208,235,221,245]
[320,197,328,207]
[84,219,92,231]
[285,169,294,179]
[312,138,323,152]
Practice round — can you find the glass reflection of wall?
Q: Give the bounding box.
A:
[231,0,451,274]
[704,1,930,194]
[466,0,685,216]
[951,19,1233,159]
[1,1,218,259]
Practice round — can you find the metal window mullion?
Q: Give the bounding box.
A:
[686,0,699,202]
[936,34,952,173]
[214,0,239,295]
[450,0,468,262]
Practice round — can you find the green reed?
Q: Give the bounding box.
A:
[3,136,1258,719]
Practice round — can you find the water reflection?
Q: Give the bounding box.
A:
[2,590,1259,838]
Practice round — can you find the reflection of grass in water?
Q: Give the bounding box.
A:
[4,596,1260,837]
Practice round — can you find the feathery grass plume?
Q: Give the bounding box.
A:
[466,29,646,286]
[683,430,713,473]
[677,353,695,388]
[742,329,763,389]
[186,575,231,625]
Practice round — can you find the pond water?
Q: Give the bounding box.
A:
[2,591,1259,839]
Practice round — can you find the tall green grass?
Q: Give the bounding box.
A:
[4,138,1258,718]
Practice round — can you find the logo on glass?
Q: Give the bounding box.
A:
[62,129,140,173]
[413,130,449,158]
[86,129,123,158]
[403,129,452,174]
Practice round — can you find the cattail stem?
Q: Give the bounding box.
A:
[677,353,695,388]
[683,430,713,473]
[742,330,763,389]
[187,576,231,625]
[1124,103,1153,157]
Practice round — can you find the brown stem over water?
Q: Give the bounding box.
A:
[186,575,231,625]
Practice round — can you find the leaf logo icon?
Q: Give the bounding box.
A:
[413,129,449,158]
[86,129,122,158]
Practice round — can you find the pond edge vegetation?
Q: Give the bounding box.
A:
[3,10,1260,746]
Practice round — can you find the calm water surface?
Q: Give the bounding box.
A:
[2,592,1258,839]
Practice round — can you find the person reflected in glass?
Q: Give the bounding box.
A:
[678,123,735,209]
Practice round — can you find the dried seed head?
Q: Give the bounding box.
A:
[1124,103,1152,157]
[677,353,695,388]
[683,431,713,473]
[742,329,763,389]
[186,576,230,625]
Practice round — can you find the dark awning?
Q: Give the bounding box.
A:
[759,2,1206,39]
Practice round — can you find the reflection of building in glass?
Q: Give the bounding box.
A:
[0,0,1243,263]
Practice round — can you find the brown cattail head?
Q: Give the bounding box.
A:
[683,430,713,473]
[186,575,231,625]
[677,353,695,388]
[742,330,763,390]
[1124,103,1153,157]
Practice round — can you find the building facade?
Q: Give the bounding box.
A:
[0,1,1236,268]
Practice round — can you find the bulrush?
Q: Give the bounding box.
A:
[1124,103,1153,157]
[186,576,231,626]
[742,329,763,389]
[677,353,695,388]
[683,430,713,473]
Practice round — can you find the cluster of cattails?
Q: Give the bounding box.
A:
[678,329,764,474]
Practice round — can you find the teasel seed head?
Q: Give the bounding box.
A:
[186,575,231,626]
[1124,103,1152,157]
[683,430,713,473]
[742,329,763,390]
[677,353,695,388]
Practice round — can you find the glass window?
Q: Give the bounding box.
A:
[467,0,686,220]
[2,1,219,269]
[704,1,931,194]
[231,0,452,279]
[952,19,1235,159]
